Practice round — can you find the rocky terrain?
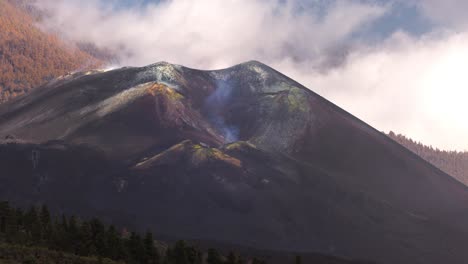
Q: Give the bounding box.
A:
[1,61,468,264]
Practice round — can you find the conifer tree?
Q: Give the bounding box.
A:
[78,221,96,256]
[127,232,145,264]
[144,231,160,264]
[106,225,122,260]
[68,215,79,253]
[171,240,190,264]
[252,258,266,264]
[1,202,19,243]
[207,248,222,264]
[227,252,237,264]
[0,200,273,264]
[24,206,42,244]
[40,205,52,245]
[0,201,10,234]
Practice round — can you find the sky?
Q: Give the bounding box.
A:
[34,0,468,151]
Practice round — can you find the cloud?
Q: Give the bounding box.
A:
[412,0,468,29]
[33,0,468,151]
[34,0,386,68]
[282,31,468,151]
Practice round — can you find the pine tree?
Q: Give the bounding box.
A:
[226,252,237,264]
[78,221,96,256]
[144,231,160,264]
[0,202,20,243]
[127,232,145,264]
[40,205,51,228]
[90,218,108,257]
[207,248,222,264]
[24,206,42,244]
[0,201,10,234]
[106,225,123,260]
[164,248,173,264]
[187,246,201,264]
[68,215,79,253]
[49,215,62,250]
[171,240,190,264]
[0,200,267,264]
[12,207,26,244]
[252,258,266,264]
[40,205,52,245]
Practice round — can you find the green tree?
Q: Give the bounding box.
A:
[127,232,145,264]
[89,218,107,255]
[0,201,10,234]
[226,252,237,264]
[106,225,123,260]
[226,252,239,264]
[252,257,266,264]
[68,215,79,253]
[170,240,190,264]
[144,231,160,264]
[207,248,222,264]
[40,205,52,245]
[39,205,51,227]
[77,221,96,256]
[12,207,26,244]
[24,206,42,244]
[0,202,20,243]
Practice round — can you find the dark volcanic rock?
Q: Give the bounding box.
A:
[1,61,468,264]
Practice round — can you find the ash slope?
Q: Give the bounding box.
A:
[1,61,468,264]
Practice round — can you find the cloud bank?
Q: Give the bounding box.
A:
[301,32,468,151]
[35,0,468,150]
[36,0,386,68]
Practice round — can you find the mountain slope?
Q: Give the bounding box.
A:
[1,61,468,264]
[388,132,468,186]
[0,0,102,102]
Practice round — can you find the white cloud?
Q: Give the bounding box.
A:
[284,31,468,151]
[33,0,468,151]
[34,0,386,68]
[414,0,468,29]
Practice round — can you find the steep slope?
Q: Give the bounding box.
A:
[0,0,102,102]
[2,61,468,264]
[388,132,468,186]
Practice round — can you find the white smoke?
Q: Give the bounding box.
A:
[33,0,468,151]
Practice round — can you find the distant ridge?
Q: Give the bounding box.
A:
[388,131,468,186]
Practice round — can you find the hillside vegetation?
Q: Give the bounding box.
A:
[0,201,251,264]
[0,243,121,264]
[388,132,468,185]
[0,200,372,264]
[0,0,102,102]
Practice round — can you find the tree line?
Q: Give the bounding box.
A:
[0,0,102,103]
[0,201,274,264]
[387,132,468,186]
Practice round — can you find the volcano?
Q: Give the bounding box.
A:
[1,61,468,264]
